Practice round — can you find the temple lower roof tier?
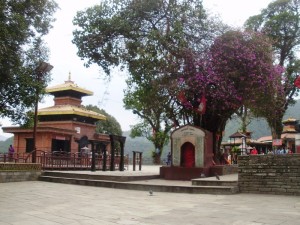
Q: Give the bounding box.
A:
[38,105,106,121]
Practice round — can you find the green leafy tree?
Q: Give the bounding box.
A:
[85,105,122,135]
[124,76,174,163]
[244,0,300,139]
[20,111,35,128]
[72,0,284,157]
[72,0,220,161]
[0,0,58,123]
[72,0,218,74]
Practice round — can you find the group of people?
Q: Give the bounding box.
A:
[224,145,295,164]
[250,146,294,155]
[267,147,293,155]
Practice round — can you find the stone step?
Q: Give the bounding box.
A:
[42,171,160,182]
[192,173,238,187]
[192,179,238,187]
[38,175,239,195]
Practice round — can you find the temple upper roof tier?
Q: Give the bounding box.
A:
[40,73,106,122]
[46,74,93,97]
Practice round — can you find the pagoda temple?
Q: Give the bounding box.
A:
[3,74,111,155]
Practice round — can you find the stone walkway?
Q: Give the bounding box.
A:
[0,166,299,224]
[0,181,299,225]
[55,165,162,176]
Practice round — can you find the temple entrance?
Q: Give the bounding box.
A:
[180,142,195,168]
[51,139,70,152]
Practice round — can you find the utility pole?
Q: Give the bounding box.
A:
[32,62,53,163]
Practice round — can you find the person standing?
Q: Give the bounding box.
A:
[8,145,15,162]
[228,154,232,164]
[166,152,171,165]
[250,147,258,155]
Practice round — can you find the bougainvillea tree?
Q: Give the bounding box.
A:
[175,30,284,152]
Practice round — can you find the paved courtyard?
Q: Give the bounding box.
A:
[0,179,300,225]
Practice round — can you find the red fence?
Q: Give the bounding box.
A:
[0,151,129,171]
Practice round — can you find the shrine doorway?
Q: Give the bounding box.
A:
[180,142,195,168]
[51,139,70,152]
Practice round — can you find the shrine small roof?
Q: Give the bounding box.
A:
[38,105,106,121]
[221,138,271,146]
[46,73,93,96]
[281,133,297,139]
[282,117,297,123]
[256,136,272,143]
[229,132,247,138]
[256,133,297,143]
[282,127,297,133]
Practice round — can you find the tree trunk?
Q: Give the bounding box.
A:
[153,153,161,164]
[268,116,283,141]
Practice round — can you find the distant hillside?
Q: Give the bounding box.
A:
[1,100,300,159]
[0,137,13,153]
[122,130,153,158]
[122,131,170,163]
[0,135,7,141]
[284,99,300,119]
[224,99,300,140]
[224,117,270,140]
[123,99,300,158]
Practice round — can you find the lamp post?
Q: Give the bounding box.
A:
[241,137,246,155]
[32,62,53,163]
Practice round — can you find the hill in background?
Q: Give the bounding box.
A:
[122,131,170,163]
[224,117,270,140]
[224,99,300,140]
[1,100,300,159]
[0,135,7,141]
[0,136,13,153]
[124,100,300,160]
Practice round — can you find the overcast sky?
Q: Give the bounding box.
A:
[0,0,273,137]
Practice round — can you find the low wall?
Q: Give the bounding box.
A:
[160,166,208,180]
[238,154,300,196]
[0,163,41,183]
[210,165,238,176]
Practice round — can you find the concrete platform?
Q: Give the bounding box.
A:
[39,165,239,195]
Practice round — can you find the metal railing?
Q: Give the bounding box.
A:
[0,151,129,171]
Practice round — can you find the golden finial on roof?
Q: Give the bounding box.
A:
[65,71,74,84]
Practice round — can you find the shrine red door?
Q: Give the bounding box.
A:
[181,142,195,168]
